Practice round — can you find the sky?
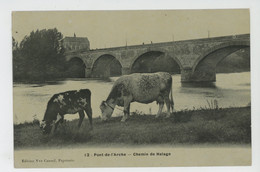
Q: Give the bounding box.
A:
[12,9,249,49]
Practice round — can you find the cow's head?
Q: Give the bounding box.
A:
[100,101,114,121]
[39,120,52,134]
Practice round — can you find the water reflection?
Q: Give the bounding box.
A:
[181,82,217,88]
[15,80,65,88]
[65,77,113,82]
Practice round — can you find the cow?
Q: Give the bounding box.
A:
[40,89,92,134]
[100,72,174,122]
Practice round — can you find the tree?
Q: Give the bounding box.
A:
[13,37,25,81]
[12,37,18,50]
[13,28,66,81]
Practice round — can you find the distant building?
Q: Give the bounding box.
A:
[60,35,90,51]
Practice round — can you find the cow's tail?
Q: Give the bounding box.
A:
[169,81,174,113]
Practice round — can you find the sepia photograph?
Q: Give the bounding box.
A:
[12,9,251,167]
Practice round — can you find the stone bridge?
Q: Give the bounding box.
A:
[65,34,250,82]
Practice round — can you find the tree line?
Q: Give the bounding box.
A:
[13,28,68,82]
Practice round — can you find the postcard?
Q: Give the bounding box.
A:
[12,9,251,168]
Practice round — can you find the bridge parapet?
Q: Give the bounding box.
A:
[65,34,249,54]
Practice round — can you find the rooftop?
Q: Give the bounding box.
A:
[61,36,90,43]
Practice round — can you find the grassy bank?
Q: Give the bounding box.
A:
[14,106,251,149]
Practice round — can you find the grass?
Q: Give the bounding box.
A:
[14,106,251,149]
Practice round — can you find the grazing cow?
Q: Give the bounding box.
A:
[100,72,174,122]
[40,89,92,134]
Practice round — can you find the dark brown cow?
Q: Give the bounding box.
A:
[40,89,92,134]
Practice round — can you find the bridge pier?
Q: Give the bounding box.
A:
[85,68,92,78]
[181,68,216,82]
[181,68,193,82]
[190,69,216,82]
[121,67,131,75]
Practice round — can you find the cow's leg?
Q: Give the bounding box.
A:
[121,98,131,122]
[156,103,164,118]
[85,107,93,130]
[60,117,64,123]
[78,110,85,128]
[164,93,171,118]
[126,104,130,118]
[54,114,63,132]
[155,96,164,118]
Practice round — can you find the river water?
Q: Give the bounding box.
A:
[13,72,250,124]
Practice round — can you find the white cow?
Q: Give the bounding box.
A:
[100,72,174,122]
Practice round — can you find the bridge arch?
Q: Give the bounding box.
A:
[191,41,250,82]
[192,41,250,72]
[66,57,86,78]
[91,54,122,77]
[130,49,182,74]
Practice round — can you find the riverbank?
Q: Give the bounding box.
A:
[14,106,251,149]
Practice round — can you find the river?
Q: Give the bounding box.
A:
[13,72,250,124]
